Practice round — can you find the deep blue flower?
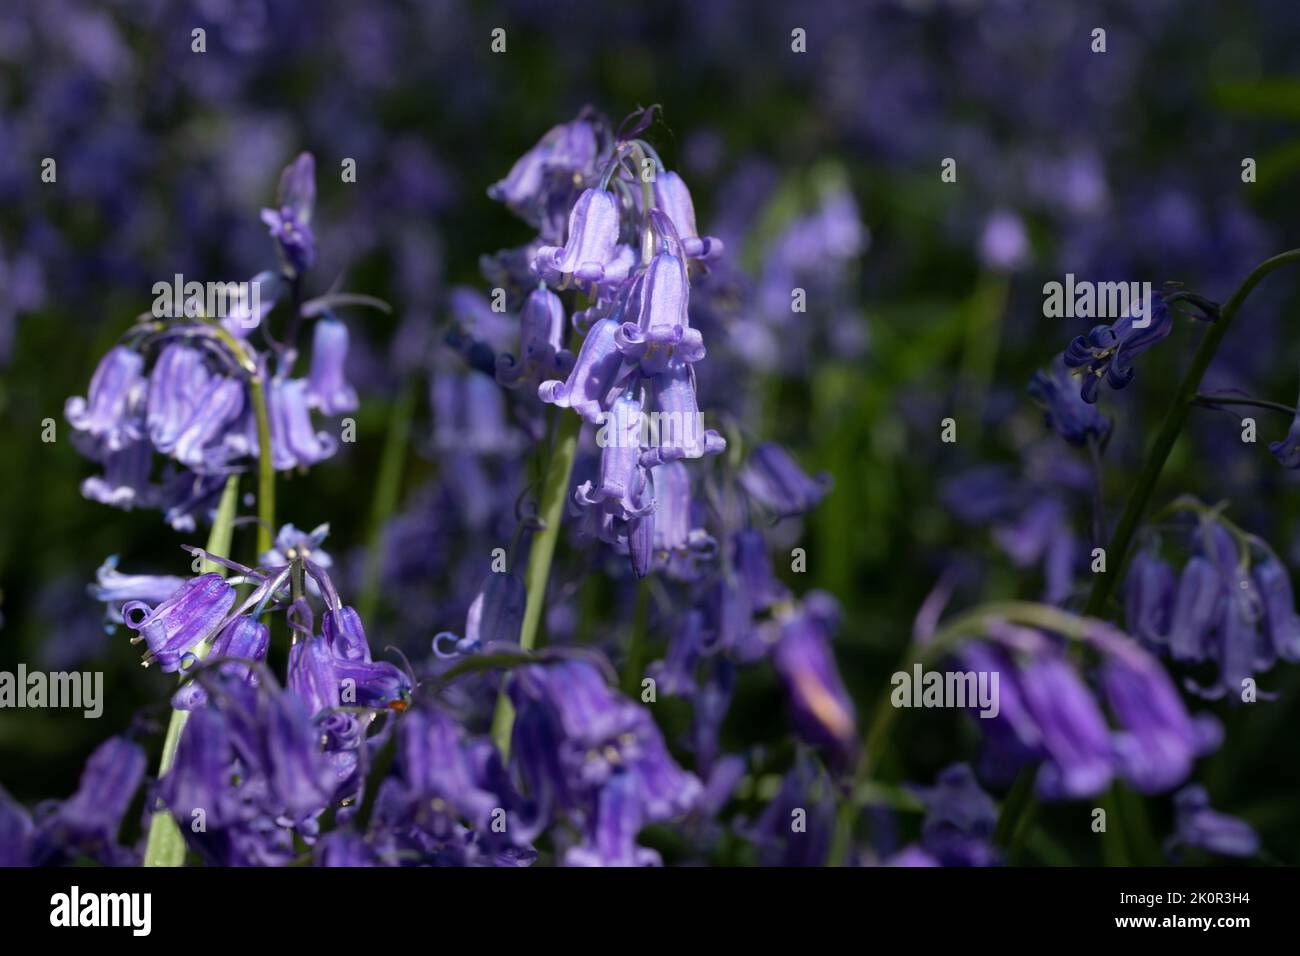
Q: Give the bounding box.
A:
[738,442,832,518]
[1061,293,1173,403]
[34,736,145,866]
[261,152,317,276]
[1028,357,1112,446]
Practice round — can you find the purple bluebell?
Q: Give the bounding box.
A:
[649,460,716,577]
[1252,551,1300,665]
[1098,639,1222,794]
[638,358,726,466]
[738,442,832,518]
[912,764,1001,867]
[146,344,210,455]
[80,438,156,510]
[538,316,628,424]
[771,595,856,764]
[172,374,246,473]
[89,554,184,629]
[34,736,145,866]
[262,522,333,574]
[1168,555,1220,663]
[508,660,701,864]
[64,345,145,452]
[1019,654,1114,799]
[1062,293,1173,403]
[495,285,574,388]
[488,118,599,236]
[1166,785,1260,859]
[306,316,359,414]
[648,609,705,698]
[322,606,413,709]
[576,390,656,522]
[958,641,1044,787]
[123,572,236,672]
[173,615,270,711]
[532,188,627,286]
[1028,357,1111,447]
[1124,546,1174,649]
[261,152,317,276]
[615,252,705,375]
[740,752,835,867]
[651,171,723,260]
[268,376,338,470]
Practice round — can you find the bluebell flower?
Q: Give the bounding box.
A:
[33,736,145,866]
[616,252,705,375]
[268,377,337,470]
[539,315,629,424]
[650,171,723,260]
[576,390,656,522]
[1166,785,1259,859]
[488,117,599,238]
[740,751,835,866]
[306,315,359,415]
[1123,546,1174,649]
[771,594,856,764]
[173,615,269,710]
[80,438,156,510]
[1062,293,1173,403]
[638,358,725,466]
[64,345,145,452]
[1101,650,1222,794]
[123,572,236,672]
[1167,555,1220,663]
[508,660,701,865]
[532,188,628,286]
[649,460,716,578]
[1028,357,1111,446]
[1019,654,1115,798]
[260,152,317,276]
[496,285,574,389]
[738,442,832,518]
[910,764,1001,867]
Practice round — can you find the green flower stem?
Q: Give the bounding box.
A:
[143,472,240,867]
[1193,393,1297,416]
[490,409,582,758]
[359,377,418,624]
[248,374,276,557]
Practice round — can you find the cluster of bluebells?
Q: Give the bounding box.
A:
[1124,509,1300,700]
[64,154,363,531]
[475,109,728,576]
[958,619,1222,799]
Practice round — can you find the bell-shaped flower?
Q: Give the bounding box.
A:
[64,345,145,453]
[615,253,704,375]
[539,316,629,424]
[306,316,359,414]
[123,573,236,672]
